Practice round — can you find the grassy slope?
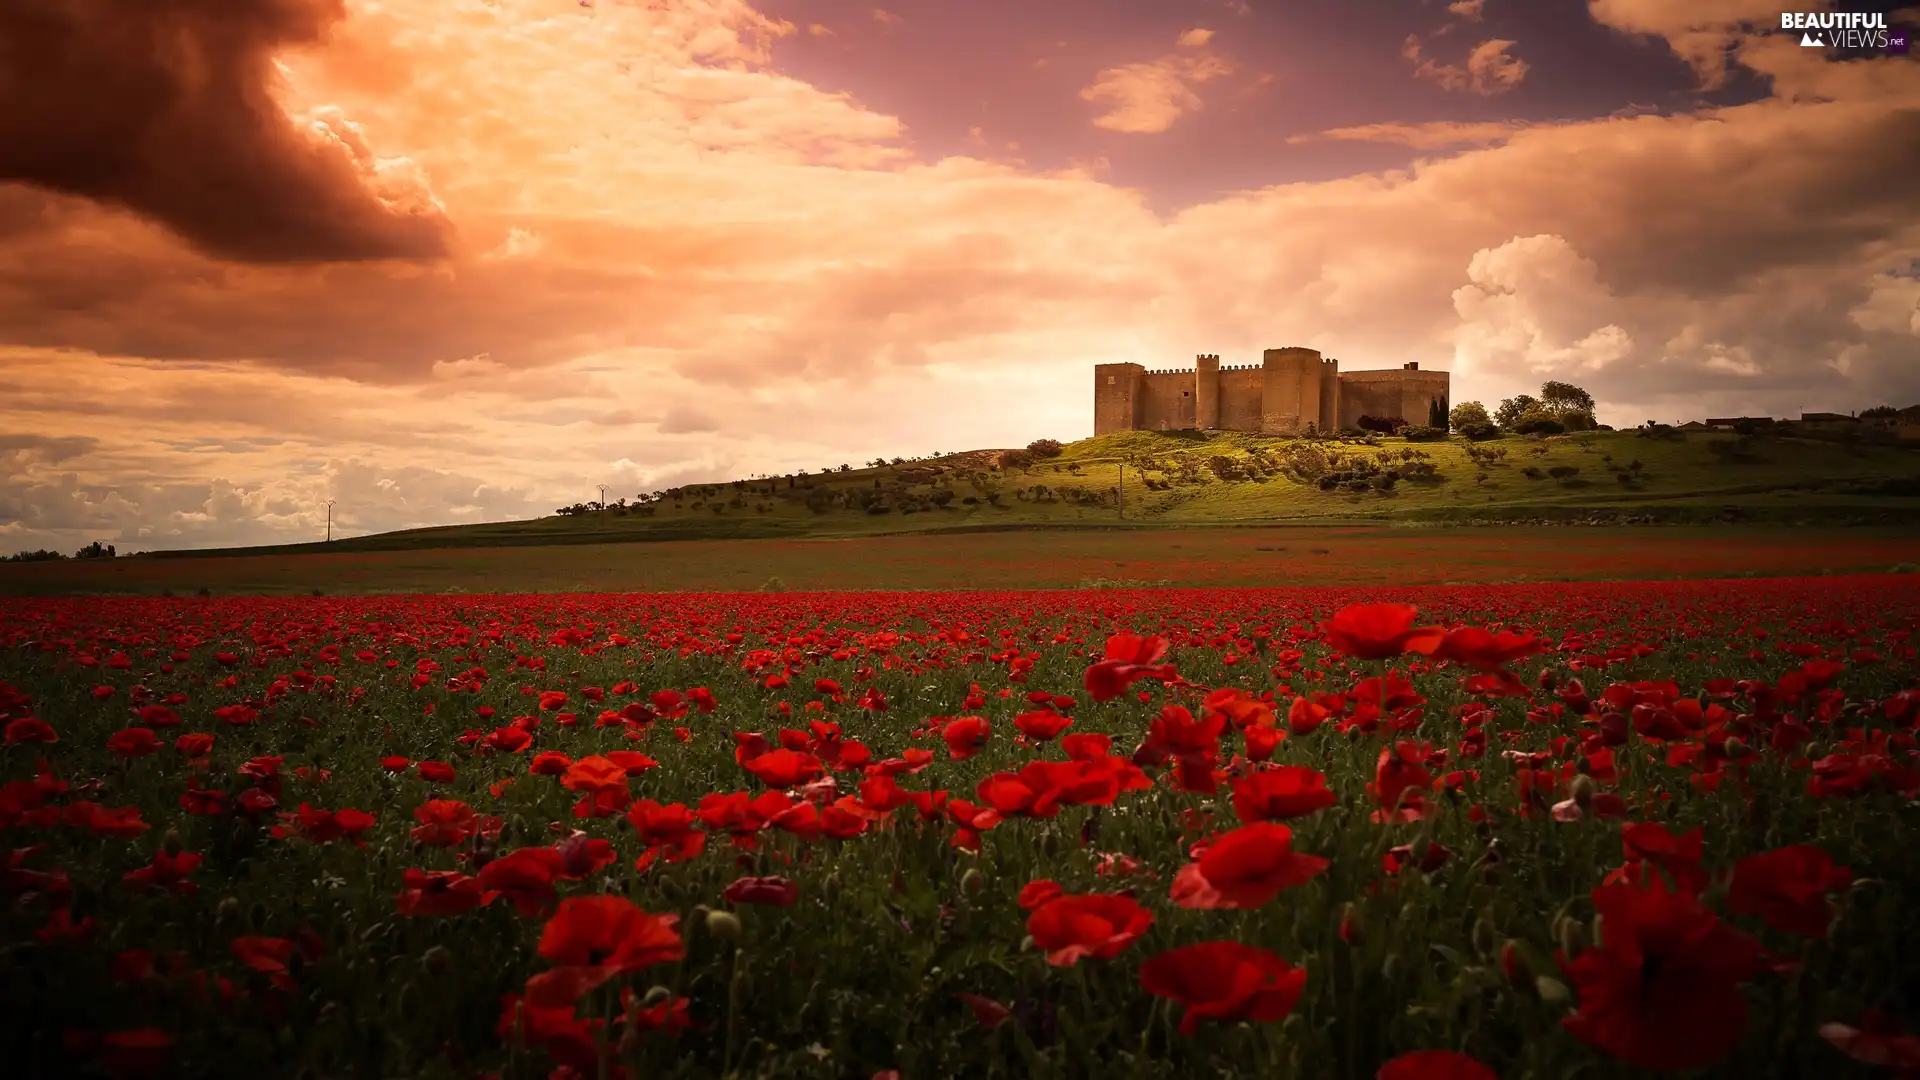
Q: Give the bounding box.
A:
[131,428,1920,559]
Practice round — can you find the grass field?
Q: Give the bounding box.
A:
[5,525,1920,596]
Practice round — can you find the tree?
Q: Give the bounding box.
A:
[1495,395,1538,428]
[1539,381,1595,414]
[1449,401,1491,431]
[1026,438,1064,458]
[1427,396,1448,430]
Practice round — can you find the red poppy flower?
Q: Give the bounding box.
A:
[1084,634,1177,702]
[941,716,991,761]
[723,875,800,907]
[1820,1010,1920,1073]
[529,751,572,776]
[1170,822,1328,909]
[743,748,825,789]
[410,799,478,847]
[1231,766,1336,822]
[1014,709,1074,742]
[1559,877,1765,1071]
[1726,844,1853,937]
[1025,892,1153,966]
[174,733,214,757]
[106,728,162,758]
[417,760,456,783]
[527,895,685,1007]
[395,868,496,917]
[478,847,566,918]
[1376,1050,1498,1080]
[1139,941,1308,1034]
[5,717,58,744]
[561,756,629,794]
[1324,604,1446,660]
[1430,626,1545,671]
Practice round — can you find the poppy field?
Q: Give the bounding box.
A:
[4,577,1920,1080]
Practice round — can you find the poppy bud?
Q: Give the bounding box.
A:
[163,829,183,857]
[960,868,984,894]
[643,985,673,1007]
[217,896,241,922]
[1338,902,1362,945]
[1472,917,1497,956]
[1381,953,1398,981]
[1591,912,1605,949]
[704,910,742,941]
[1535,668,1557,690]
[1535,975,1571,1003]
[1554,914,1586,956]
[1568,774,1595,808]
[1499,940,1528,986]
[422,945,453,976]
[1723,736,1748,759]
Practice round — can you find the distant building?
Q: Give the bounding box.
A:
[1703,416,1775,429]
[1094,348,1450,436]
[1798,412,1861,430]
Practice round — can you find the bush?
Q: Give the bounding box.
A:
[1457,421,1501,441]
[997,449,1034,470]
[1449,401,1491,431]
[1357,415,1408,434]
[1556,409,1598,432]
[1401,425,1447,442]
[1513,411,1566,436]
[1026,438,1064,458]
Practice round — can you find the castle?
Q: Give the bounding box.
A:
[1094,347,1450,436]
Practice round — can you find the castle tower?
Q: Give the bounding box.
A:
[1319,357,1340,433]
[1260,347,1322,435]
[1093,362,1146,434]
[1194,354,1220,430]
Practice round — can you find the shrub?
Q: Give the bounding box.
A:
[1026,438,1064,458]
[1449,401,1492,430]
[1357,415,1408,434]
[1457,421,1501,441]
[1556,409,1598,432]
[997,449,1034,470]
[1401,425,1446,442]
[1513,411,1566,435]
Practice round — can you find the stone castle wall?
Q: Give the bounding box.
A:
[1094,349,1448,436]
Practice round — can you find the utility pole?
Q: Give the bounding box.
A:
[1118,462,1124,520]
[597,484,608,510]
[325,500,335,543]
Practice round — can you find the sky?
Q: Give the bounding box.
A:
[0,0,1917,553]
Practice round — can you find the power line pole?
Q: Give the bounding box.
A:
[325,499,335,543]
[1118,462,1124,520]
[597,484,608,510]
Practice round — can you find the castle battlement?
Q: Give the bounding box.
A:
[1094,347,1449,437]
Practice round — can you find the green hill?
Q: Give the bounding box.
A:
[133,427,1920,558]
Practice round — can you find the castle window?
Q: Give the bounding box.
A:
[1183,390,1190,397]
[1107,376,1115,385]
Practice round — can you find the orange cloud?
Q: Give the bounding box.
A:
[1079,31,1233,134]
[0,0,1917,553]
[1402,36,1530,95]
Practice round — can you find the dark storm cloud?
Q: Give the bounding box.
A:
[0,0,451,263]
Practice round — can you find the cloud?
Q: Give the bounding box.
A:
[657,405,722,434]
[1080,32,1234,133]
[1451,235,1635,384]
[1289,120,1531,149]
[3,0,1920,551]
[0,0,452,263]
[1585,0,1777,90]
[870,8,903,28]
[1403,36,1530,95]
[1448,0,1487,21]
